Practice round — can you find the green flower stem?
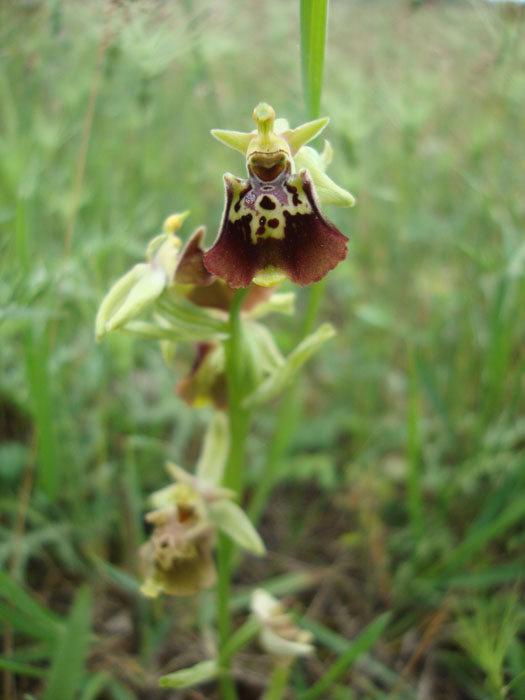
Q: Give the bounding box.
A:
[262,664,291,700]
[218,287,251,700]
[249,277,326,525]
[219,617,260,665]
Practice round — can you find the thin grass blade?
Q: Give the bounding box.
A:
[300,0,329,119]
[42,587,92,700]
[297,612,391,700]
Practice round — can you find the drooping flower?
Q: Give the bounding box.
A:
[140,498,216,597]
[140,414,265,597]
[251,589,314,662]
[203,103,355,289]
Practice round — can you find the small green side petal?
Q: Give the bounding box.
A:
[294,145,356,208]
[208,499,266,555]
[211,129,253,155]
[282,117,329,155]
[195,412,229,487]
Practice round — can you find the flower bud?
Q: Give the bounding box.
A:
[251,589,314,661]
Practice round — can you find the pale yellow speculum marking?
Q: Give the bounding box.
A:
[227,175,313,246]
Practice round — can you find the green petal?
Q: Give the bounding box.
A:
[208,499,265,555]
[294,144,356,208]
[195,412,229,487]
[282,117,329,155]
[211,128,253,154]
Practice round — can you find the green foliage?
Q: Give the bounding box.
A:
[0,0,524,698]
[300,0,329,119]
[42,588,92,700]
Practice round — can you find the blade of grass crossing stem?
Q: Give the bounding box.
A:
[297,613,391,700]
[300,0,329,119]
[42,587,92,700]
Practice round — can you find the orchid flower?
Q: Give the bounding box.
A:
[204,103,355,288]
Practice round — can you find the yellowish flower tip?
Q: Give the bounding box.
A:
[253,103,275,144]
[162,211,190,235]
[172,483,197,509]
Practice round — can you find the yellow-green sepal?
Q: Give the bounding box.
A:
[294,142,356,207]
[281,116,329,155]
[211,129,253,154]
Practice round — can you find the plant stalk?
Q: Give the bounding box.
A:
[249,277,326,525]
[262,663,291,700]
[217,287,251,700]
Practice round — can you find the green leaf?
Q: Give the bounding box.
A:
[88,555,141,596]
[79,671,111,700]
[26,326,60,501]
[0,658,47,678]
[0,601,58,643]
[300,0,329,119]
[297,612,391,700]
[242,323,335,408]
[42,587,92,700]
[159,659,218,689]
[0,570,62,631]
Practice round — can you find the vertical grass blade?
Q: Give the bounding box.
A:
[25,325,60,501]
[407,350,423,543]
[16,198,60,501]
[41,587,92,700]
[300,0,329,119]
[297,612,391,700]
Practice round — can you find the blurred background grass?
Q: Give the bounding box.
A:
[1,0,524,698]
